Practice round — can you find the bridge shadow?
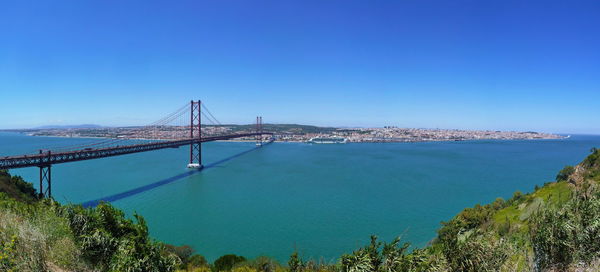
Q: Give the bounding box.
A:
[81,141,272,208]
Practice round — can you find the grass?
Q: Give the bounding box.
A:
[492,181,573,234]
[532,181,572,205]
[493,205,520,226]
[0,194,90,271]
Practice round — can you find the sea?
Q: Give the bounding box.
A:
[1,132,599,262]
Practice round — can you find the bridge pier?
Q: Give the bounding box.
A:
[188,142,202,169]
[188,100,203,169]
[39,165,51,198]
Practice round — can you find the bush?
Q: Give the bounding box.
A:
[531,193,600,270]
[288,251,302,272]
[214,254,246,271]
[0,170,38,202]
[0,193,88,271]
[231,266,257,272]
[60,202,179,271]
[246,256,281,272]
[445,232,509,272]
[556,165,575,182]
[187,254,209,269]
[339,236,443,272]
[165,244,196,267]
[510,191,524,203]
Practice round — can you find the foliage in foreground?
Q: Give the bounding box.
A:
[531,191,600,271]
[0,194,181,271]
[0,170,38,202]
[59,203,179,271]
[0,169,180,271]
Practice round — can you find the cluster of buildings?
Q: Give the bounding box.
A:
[26,126,234,140]
[334,127,565,142]
[276,127,565,143]
[23,125,565,143]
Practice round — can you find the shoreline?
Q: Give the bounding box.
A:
[10,132,569,144]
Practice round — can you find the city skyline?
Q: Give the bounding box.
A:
[1,1,599,134]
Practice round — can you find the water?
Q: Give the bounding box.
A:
[2,132,600,262]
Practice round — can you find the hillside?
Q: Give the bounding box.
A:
[1,149,600,271]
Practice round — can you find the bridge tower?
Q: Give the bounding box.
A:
[187,100,203,169]
[256,116,263,146]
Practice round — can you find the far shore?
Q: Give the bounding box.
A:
[5,131,571,144]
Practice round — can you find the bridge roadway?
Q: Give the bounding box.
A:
[0,132,273,170]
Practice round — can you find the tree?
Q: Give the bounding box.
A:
[288,251,302,272]
[188,254,209,269]
[165,244,193,263]
[366,235,382,271]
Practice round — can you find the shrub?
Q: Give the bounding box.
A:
[187,254,209,269]
[248,256,280,272]
[288,251,302,272]
[510,191,524,203]
[214,254,246,271]
[0,193,91,271]
[166,244,196,266]
[231,266,257,272]
[340,236,442,272]
[445,232,509,272]
[60,202,178,271]
[556,165,575,182]
[0,235,17,270]
[531,193,600,270]
[0,170,38,202]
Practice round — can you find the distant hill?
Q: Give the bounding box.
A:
[33,124,103,129]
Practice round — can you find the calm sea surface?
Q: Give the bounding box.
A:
[2,132,600,262]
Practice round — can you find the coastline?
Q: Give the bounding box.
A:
[16,133,569,144]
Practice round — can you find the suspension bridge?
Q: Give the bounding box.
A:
[0,100,273,198]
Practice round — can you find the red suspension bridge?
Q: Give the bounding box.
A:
[0,100,273,198]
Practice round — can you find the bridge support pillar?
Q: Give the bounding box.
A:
[39,165,51,198]
[256,116,263,147]
[188,100,203,169]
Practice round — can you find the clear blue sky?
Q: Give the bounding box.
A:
[0,0,598,133]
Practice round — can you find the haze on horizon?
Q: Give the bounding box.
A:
[0,0,598,134]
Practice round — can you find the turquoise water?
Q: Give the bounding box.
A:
[2,132,600,262]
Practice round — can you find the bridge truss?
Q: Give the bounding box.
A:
[0,100,273,198]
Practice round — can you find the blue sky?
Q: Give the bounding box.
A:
[0,0,598,133]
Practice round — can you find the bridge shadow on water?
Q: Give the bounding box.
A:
[81,141,272,208]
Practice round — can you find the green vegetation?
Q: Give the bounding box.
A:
[0,169,180,271]
[531,192,600,271]
[213,255,247,272]
[0,170,38,202]
[2,148,600,271]
[556,165,575,182]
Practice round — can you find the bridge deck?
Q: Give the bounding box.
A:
[0,132,273,170]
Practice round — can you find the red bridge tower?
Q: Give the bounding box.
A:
[188,100,203,169]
